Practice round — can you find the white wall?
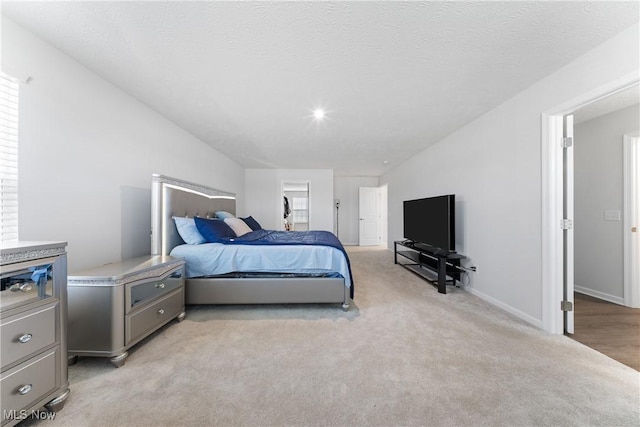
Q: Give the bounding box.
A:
[245,169,334,232]
[333,176,379,245]
[574,104,640,303]
[2,17,245,272]
[380,23,639,329]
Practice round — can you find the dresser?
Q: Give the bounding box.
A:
[0,241,70,426]
[67,255,185,367]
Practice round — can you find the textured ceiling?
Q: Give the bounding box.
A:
[2,1,639,176]
[573,85,640,124]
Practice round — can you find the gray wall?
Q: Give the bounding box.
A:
[3,17,245,272]
[333,176,380,245]
[574,104,640,303]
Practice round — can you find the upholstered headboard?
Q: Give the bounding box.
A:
[151,174,236,256]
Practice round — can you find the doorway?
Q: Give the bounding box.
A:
[282,181,310,231]
[571,101,640,370]
[542,77,639,335]
[573,114,639,308]
[543,81,640,369]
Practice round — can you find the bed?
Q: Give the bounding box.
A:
[150,174,353,310]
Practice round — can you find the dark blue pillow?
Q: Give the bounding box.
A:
[241,216,262,231]
[194,217,236,242]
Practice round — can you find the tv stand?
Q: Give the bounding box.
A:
[394,240,465,294]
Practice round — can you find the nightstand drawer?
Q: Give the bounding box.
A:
[126,288,183,344]
[0,347,58,414]
[128,269,183,312]
[1,304,57,368]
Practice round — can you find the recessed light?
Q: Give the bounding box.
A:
[383,160,389,165]
[313,108,325,120]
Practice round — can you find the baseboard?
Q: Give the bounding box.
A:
[463,286,544,330]
[574,285,625,306]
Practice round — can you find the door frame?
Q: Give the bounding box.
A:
[541,72,639,334]
[563,114,575,334]
[623,132,640,308]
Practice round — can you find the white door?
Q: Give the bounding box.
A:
[359,187,379,246]
[563,114,575,334]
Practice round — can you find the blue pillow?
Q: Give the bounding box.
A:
[194,217,236,243]
[173,217,206,245]
[215,211,235,219]
[241,216,262,231]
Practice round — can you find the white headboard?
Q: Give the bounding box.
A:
[151,174,236,255]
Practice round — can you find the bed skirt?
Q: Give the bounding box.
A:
[185,276,349,309]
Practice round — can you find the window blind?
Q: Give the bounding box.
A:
[0,73,19,242]
[292,197,309,223]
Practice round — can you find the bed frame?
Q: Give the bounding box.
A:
[150,174,351,310]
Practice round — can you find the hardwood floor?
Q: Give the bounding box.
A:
[570,293,640,371]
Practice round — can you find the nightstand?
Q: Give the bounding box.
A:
[67,255,185,367]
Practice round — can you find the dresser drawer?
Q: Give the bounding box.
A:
[1,263,55,312]
[0,347,58,414]
[126,288,183,345]
[1,304,57,368]
[127,269,183,312]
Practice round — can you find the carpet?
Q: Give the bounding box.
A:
[26,246,640,426]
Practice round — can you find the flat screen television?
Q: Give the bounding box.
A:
[403,194,455,253]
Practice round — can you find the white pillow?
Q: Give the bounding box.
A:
[215,211,235,219]
[173,217,206,245]
[224,217,252,236]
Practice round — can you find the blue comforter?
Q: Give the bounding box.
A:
[223,229,354,298]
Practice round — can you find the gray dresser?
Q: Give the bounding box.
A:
[0,241,70,426]
[67,255,185,367]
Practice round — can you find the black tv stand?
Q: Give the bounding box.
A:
[394,240,465,294]
[410,242,453,255]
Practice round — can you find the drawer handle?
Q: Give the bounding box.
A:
[9,282,33,292]
[18,384,32,395]
[18,333,33,344]
[155,283,165,289]
[158,309,165,315]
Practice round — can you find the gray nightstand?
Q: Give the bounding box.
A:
[67,255,185,367]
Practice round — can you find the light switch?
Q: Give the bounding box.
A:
[604,210,621,221]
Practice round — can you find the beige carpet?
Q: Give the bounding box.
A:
[29,246,640,426]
